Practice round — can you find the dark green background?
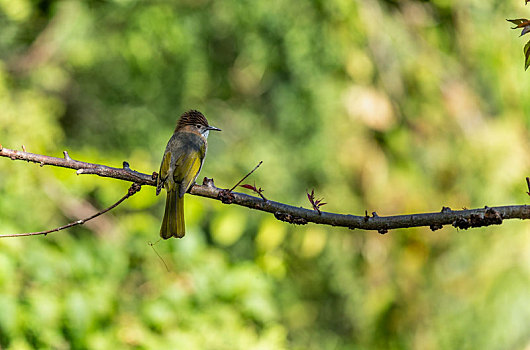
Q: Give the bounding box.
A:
[0,0,529,349]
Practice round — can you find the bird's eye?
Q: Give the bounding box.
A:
[196,124,202,129]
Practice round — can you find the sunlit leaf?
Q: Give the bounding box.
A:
[507,18,530,27]
[507,18,530,37]
[508,18,530,69]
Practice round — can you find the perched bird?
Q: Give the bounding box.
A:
[156,110,221,239]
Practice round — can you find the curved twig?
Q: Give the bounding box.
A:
[0,183,142,238]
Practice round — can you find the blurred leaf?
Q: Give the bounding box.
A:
[210,209,247,246]
[256,219,286,252]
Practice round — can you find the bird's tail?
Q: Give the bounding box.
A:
[160,189,185,239]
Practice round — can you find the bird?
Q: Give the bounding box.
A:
[156,110,221,239]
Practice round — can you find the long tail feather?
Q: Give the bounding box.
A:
[175,192,185,238]
[160,189,186,239]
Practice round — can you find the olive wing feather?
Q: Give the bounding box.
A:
[173,148,204,198]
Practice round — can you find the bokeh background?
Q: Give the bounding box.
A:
[1,0,529,349]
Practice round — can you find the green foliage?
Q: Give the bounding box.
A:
[1,0,529,349]
[507,18,530,69]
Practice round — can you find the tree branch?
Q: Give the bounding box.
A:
[1,146,529,233]
[0,146,154,184]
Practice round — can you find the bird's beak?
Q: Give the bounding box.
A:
[208,126,222,132]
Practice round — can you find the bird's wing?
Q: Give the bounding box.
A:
[156,150,173,195]
[173,144,206,198]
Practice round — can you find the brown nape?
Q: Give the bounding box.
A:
[175,110,209,131]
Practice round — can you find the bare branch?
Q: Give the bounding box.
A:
[1,146,529,233]
[196,178,529,231]
[0,146,154,185]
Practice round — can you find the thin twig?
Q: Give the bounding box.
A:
[148,240,170,272]
[229,161,263,192]
[0,183,142,238]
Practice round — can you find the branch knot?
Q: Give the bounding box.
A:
[128,183,142,196]
[274,211,308,225]
[452,208,503,230]
[218,189,235,204]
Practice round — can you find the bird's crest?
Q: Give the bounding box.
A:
[175,110,209,131]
